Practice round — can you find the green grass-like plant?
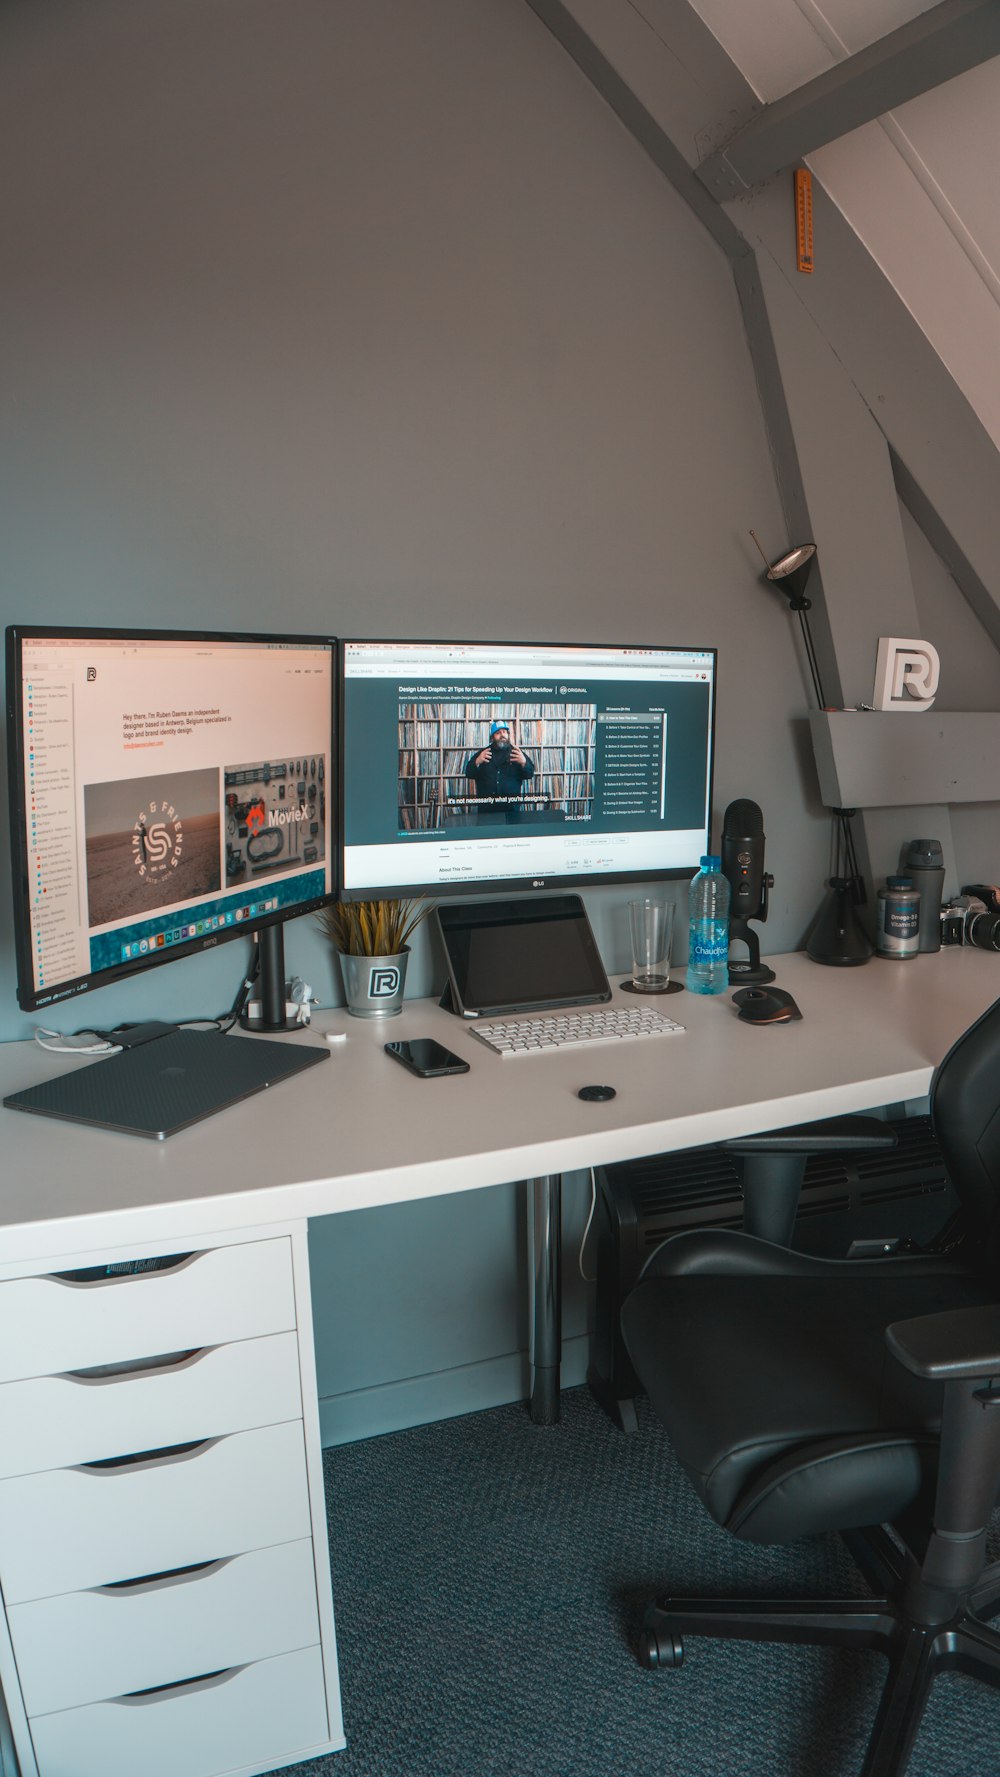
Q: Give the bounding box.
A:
[317,897,432,957]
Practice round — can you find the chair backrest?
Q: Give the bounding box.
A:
[931,993,1000,1265]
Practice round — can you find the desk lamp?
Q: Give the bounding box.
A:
[750,533,826,709]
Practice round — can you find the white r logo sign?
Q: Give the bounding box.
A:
[873,637,940,712]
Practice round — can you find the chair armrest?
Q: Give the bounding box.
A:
[886,1305,1000,1381]
[723,1115,896,1156]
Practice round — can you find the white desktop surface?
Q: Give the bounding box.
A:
[0,948,997,1271]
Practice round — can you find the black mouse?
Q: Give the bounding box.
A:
[578,1084,617,1102]
[733,987,802,1023]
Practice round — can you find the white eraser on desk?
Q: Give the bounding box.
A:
[325,1032,348,1044]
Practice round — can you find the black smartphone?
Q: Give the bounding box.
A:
[384,1038,470,1078]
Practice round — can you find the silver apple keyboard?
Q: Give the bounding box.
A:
[469,1003,685,1057]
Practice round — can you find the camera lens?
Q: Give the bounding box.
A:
[967,910,1000,952]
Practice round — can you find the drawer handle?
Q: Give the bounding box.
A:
[63,1348,208,1384]
[78,1437,217,1472]
[116,1666,246,1706]
[96,1557,231,1595]
[49,1252,199,1287]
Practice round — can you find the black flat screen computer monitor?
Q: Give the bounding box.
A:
[6,626,338,1015]
[340,638,716,898]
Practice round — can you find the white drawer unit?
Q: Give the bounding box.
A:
[0,1228,345,1777]
[0,1240,297,1383]
[0,1329,303,1477]
[28,1645,332,1777]
[0,1418,314,1604]
[8,1538,321,1717]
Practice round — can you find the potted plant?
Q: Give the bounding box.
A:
[317,898,432,1017]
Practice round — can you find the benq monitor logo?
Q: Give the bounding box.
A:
[132,800,184,878]
[369,965,401,998]
[873,637,940,712]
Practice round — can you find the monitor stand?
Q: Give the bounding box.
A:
[239,924,303,1032]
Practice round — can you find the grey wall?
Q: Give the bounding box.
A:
[1,0,848,1438]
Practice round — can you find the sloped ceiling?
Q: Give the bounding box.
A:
[684,0,1000,448]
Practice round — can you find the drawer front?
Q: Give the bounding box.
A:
[0,1331,302,1477]
[29,1644,333,1777]
[0,1420,312,1603]
[10,1538,321,1717]
[0,1240,296,1383]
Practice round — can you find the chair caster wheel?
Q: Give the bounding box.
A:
[639,1628,684,1670]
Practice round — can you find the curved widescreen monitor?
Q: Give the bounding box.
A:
[340,638,716,898]
[6,626,337,1013]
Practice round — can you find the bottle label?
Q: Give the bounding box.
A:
[877,892,919,956]
[690,921,728,964]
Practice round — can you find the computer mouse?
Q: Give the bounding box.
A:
[578,1084,617,1102]
[733,987,802,1024]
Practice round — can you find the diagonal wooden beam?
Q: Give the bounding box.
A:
[525,0,749,259]
[697,0,1000,200]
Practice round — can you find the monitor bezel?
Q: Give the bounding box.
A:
[5,623,339,1014]
[338,635,717,902]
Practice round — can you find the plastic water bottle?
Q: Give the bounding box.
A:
[686,855,731,994]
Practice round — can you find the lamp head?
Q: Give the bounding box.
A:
[765,542,816,610]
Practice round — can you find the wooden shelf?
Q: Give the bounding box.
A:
[809,710,1000,808]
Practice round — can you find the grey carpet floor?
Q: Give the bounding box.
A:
[264,1387,1000,1777]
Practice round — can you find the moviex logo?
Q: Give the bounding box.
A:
[369,965,401,997]
[873,637,940,712]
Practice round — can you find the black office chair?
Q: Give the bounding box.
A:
[621,993,1000,1777]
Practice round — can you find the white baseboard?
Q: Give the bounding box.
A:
[318,1332,590,1447]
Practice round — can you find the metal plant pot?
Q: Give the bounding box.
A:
[338,948,409,1017]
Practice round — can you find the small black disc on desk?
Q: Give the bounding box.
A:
[619,979,684,996]
[578,1084,617,1102]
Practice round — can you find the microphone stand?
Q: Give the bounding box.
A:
[728,873,776,985]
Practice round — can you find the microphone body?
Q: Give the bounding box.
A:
[721,799,775,984]
[722,799,767,923]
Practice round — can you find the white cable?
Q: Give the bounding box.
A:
[34,1028,121,1056]
[578,1167,598,1283]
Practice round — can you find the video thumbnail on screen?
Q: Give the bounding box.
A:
[398,701,597,831]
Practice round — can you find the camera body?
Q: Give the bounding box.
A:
[940,884,1000,952]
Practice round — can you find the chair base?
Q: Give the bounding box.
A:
[639,1528,1000,1777]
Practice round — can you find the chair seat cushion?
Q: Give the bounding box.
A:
[621,1234,996,1544]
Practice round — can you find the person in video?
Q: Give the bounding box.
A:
[464,720,535,817]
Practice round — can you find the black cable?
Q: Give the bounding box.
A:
[216,942,260,1033]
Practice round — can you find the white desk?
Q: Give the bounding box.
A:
[0,948,996,1777]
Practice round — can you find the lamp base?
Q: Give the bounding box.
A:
[806,878,873,967]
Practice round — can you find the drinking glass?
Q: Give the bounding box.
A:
[628,898,673,992]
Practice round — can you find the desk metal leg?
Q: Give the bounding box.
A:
[527,1174,562,1424]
